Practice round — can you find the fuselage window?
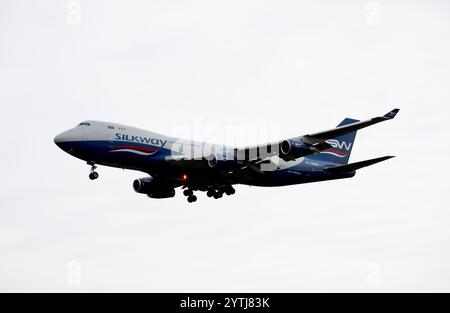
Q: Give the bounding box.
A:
[108,125,114,129]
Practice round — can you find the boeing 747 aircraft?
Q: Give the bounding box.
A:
[54,109,399,202]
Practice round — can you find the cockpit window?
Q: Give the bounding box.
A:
[78,122,91,126]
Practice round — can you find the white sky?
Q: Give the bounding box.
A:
[1,0,449,291]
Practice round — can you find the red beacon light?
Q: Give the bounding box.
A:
[182,174,188,181]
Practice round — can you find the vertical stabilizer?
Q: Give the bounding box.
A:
[306,118,358,165]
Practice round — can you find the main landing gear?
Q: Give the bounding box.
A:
[206,186,235,199]
[182,185,235,203]
[88,162,99,180]
[183,189,197,203]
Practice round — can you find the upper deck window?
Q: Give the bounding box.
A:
[107,125,114,129]
[78,122,91,126]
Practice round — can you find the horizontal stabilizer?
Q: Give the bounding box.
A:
[324,156,395,174]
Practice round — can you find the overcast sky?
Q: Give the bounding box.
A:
[1,0,450,291]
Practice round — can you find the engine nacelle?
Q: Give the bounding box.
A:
[147,189,175,199]
[207,154,236,169]
[133,177,175,198]
[133,177,156,194]
[279,139,315,160]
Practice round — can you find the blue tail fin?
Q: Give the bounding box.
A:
[307,118,359,165]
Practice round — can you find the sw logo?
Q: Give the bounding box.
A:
[322,139,352,158]
[326,139,352,151]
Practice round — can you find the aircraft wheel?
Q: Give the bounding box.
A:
[206,190,214,197]
[187,195,197,203]
[89,172,99,180]
[225,186,235,195]
[183,189,193,197]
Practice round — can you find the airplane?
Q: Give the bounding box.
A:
[54,108,399,203]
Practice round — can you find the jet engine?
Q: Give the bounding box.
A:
[133,177,175,198]
[279,139,317,160]
[146,189,175,199]
[206,154,236,169]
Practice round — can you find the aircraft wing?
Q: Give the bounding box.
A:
[233,108,399,160]
[301,108,400,144]
[164,108,400,169]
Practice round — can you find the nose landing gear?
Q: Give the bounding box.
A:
[88,162,99,180]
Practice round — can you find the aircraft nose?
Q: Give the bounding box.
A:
[54,130,69,145]
[54,130,76,152]
[54,133,63,145]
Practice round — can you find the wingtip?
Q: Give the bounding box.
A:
[377,155,396,162]
[381,155,396,161]
[384,108,400,119]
